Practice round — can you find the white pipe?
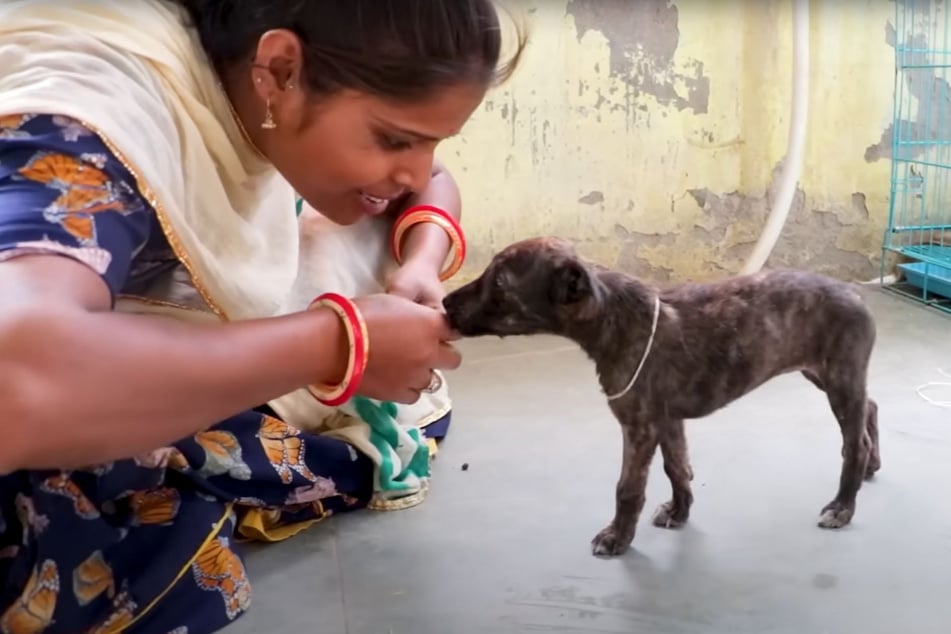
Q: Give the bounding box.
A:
[741,0,810,275]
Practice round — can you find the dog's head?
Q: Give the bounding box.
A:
[443,236,604,338]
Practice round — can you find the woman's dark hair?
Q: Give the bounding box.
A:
[174,0,527,101]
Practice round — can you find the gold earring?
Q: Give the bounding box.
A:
[261,99,276,130]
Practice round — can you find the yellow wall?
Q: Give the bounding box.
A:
[440,0,897,285]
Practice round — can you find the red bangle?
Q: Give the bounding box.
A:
[306,293,369,407]
[390,204,467,282]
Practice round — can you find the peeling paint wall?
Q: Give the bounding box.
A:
[439,0,898,284]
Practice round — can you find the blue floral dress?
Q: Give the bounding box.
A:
[0,113,450,634]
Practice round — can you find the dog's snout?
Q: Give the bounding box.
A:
[441,292,457,313]
[442,294,465,330]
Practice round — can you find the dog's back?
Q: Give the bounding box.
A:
[622,268,876,420]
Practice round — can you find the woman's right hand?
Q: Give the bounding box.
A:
[348,293,461,403]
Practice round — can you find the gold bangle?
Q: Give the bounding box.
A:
[391,206,466,281]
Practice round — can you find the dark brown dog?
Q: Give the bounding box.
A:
[443,237,881,557]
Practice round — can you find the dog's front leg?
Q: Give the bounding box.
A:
[591,421,660,557]
[651,419,694,529]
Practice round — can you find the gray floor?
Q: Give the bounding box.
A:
[224,288,951,634]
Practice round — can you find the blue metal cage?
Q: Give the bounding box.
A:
[882,0,951,314]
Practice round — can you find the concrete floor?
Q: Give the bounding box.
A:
[224,288,951,634]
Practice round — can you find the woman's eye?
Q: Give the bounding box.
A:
[377,133,412,151]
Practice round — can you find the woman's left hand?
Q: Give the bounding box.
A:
[385,258,446,311]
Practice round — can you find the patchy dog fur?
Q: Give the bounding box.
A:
[443,237,880,557]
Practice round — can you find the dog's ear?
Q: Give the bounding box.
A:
[549,260,595,305]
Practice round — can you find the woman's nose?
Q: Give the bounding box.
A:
[392,152,434,194]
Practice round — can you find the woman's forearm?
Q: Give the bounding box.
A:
[0,303,347,472]
[394,159,462,272]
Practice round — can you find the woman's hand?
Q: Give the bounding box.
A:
[351,293,460,403]
[384,158,459,311]
[384,258,447,310]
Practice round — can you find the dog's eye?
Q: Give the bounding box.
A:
[493,276,506,290]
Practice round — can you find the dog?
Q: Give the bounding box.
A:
[442,237,881,557]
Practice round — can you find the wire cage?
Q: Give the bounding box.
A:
[881,0,951,314]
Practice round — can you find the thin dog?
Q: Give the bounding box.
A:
[442,237,880,557]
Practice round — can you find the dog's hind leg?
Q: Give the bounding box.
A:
[803,369,880,481]
[651,419,694,529]
[815,369,872,529]
[591,421,659,557]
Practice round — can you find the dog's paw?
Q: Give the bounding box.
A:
[651,501,688,529]
[817,501,855,529]
[590,525,631,557]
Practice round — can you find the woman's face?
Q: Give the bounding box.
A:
[239,31,488,225]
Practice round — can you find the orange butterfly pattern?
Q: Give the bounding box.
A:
[0,559,59,634]
[15,152,131,246]
[84,589,136,634]
[129,488,181,527]
[38,475,99,521]
[194,431,252,481]
[191,535,251,621]
[257,416,318,484]
[72,551,115,607]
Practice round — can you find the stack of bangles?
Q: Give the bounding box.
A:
[306,205,465,406]
[390,204,466,282]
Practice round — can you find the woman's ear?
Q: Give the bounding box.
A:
[251,29,305,96]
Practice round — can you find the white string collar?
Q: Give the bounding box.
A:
[604,295,661,401]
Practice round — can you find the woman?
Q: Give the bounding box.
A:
[0,1,526,632]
